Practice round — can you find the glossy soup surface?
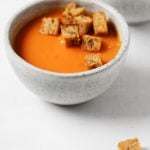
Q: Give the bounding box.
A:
[15,9,121,73]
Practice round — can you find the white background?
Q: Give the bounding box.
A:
[0,0,150,150]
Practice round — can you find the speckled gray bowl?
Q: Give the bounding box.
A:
[99,0,150,24]
[5,0,129,105]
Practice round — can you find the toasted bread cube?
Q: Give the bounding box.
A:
[81,35,102,52]
[62,2,76,18]
[118,138,142,150]
[74,15,93,35]
[70,7,85,16]
[61,16,74,25]
[93,12,108,35]
[61,25,81,46]
[63,2,77,14]
[40,17,60,35]
[63,2,85,18]
[85,54,102,69]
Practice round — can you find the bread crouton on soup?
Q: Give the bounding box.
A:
[61,25,81,46]
[70,7,85,16]
[93,12,108,35]
[85,54,102,69]
[61,15,74,25]
[40,17,60,35]
[81,35,102,52]
[63,2,85,18]
[74,15,93,35]
[118,138,142,150]
[63,2,77,14]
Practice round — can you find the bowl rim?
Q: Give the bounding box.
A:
[5,0,130,78]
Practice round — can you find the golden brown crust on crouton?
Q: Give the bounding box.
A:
[93,12,108,35]
[85,54,102,69]
[63,2,77,14]
[61,25,81,46]
[63,2,85,18]
[61,16,74,25]
[74,15,93,35]
[40,17,60,35]
[81,35,101,52]
[70,7,85,16]
[118,138,142,150]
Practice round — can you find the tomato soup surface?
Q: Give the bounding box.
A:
[15,9,121,73]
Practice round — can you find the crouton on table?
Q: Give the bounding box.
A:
[61,25,81,46]
[74,15,93,35]
[118,138,142,150]
[93,12,108,35]
[40,17,60,35]
[81,35,101,52]
[85,54,102,69]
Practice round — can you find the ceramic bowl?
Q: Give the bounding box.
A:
[99,0,150,24]
[5,0,129,105]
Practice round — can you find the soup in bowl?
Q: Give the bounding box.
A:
[5,0,129,105]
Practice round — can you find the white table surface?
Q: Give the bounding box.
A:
[0,0,150,150]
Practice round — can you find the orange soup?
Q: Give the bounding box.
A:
[14,9,121,73]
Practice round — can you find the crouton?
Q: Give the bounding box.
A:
[40,17,60,35]
[81,35,101,52]
[61,25,81,46]
[93,12,108,35]
[85,54,102,69]
[118,138,142,150]
[70,7,85,16]
[74,15,93,35]
[61,16,74,25]
[63,2,85,18]
[63,2,77,15]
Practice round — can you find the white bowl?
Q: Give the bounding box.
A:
[5,0,129,105]
[99,0,150,24]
